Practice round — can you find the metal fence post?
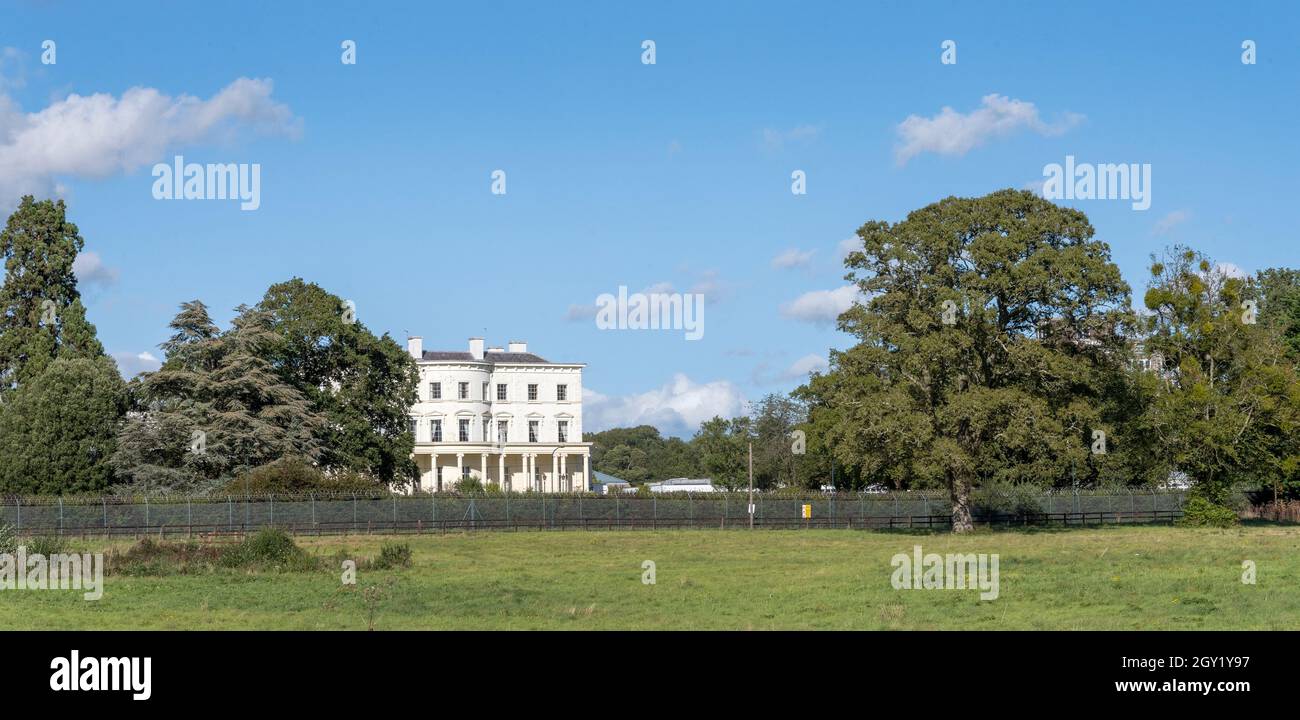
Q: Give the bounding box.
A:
[145,496,149,530]
[104,498,108,531]
[227,496,232,532]
[269,494,274,527]
[353,494,358,532]
[393,495,398,527]
[311,493,316,526]
[58,498,63,536]
[15,498,19,532]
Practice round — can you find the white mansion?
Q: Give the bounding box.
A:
[406,337,592,492]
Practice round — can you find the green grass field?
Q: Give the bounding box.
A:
[3,525,1299,630]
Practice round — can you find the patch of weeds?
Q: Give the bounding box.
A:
[24,535,67,556]
[371,542,412,570]
[219,529,317,572]
[107,537,223,576]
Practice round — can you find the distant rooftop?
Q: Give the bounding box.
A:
[420,350,550,363]
[650,478,714,486]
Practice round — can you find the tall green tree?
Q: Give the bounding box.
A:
[693,416,752,490]
[586,425,700,483]
[750,393,811,489]
[256,279,418,486]
[0,356,125,494]
[0,196,105,395]
[1253,267,1300,358]
[112,301,327,492]
[1141,248,1300,506]
[806,189,1135,531]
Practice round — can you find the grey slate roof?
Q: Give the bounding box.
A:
[421,350,551,363]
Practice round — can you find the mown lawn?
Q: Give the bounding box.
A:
[2,525,1298,630]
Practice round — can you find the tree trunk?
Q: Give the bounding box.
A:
[950,473,974,533]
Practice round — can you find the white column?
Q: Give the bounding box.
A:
[432,453,439,492]
[480,453,488,485]
[499,454,507,492]
[560,454,568,492]
[583,453,590,492]
[456,453,464,488]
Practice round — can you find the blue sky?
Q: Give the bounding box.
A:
[2,1,1297,436]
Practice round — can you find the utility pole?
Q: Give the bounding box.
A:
[747,442,754,530]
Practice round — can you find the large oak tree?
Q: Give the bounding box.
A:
[807,189,1137,531]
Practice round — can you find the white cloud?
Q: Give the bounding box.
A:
[894,94,1083,166]
[761,124,821,151]
[0,47,27,92]
[564,303,597,321]
[780,285,861,325]
[72,251,118,290]
[782,353,829,380]
[836,237,859,262]
[584,374,748,437]
[771,248,815,270]
[111,350,161,379]
[1217,262,1246,279]
[1152,209,1190,236]
[0,77,301,206]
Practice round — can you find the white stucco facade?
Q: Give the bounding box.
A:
[406,337,592,493]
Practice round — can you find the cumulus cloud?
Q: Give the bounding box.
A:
[72,251,118,290]
[1152,209,1190,236]
[894,94,1083,165]
[1216,262,1246,280]
[0,47,27,92]
[584,375,748,437]
[771,248,815,270]
[836,237,859,262]
[111,350,161,379]
[780,285,861,325]
[0,76,301,206]
[566,272,725,321]
[782,353,829,380]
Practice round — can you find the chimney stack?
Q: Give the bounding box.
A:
[468,337,485,360]
[508,340,527,353]
[407,336,422,359]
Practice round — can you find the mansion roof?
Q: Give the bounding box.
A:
[421,350,551,364]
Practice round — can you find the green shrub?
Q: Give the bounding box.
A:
[108,537,222,576]
[219,528,316,571]
[225,457,380,494]
[1177,496,1240,528]
[456,476,484,493]
[372,542,412,570]
[24,535,67,556]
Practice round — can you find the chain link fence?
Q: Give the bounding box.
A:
[0,488,1197,536]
